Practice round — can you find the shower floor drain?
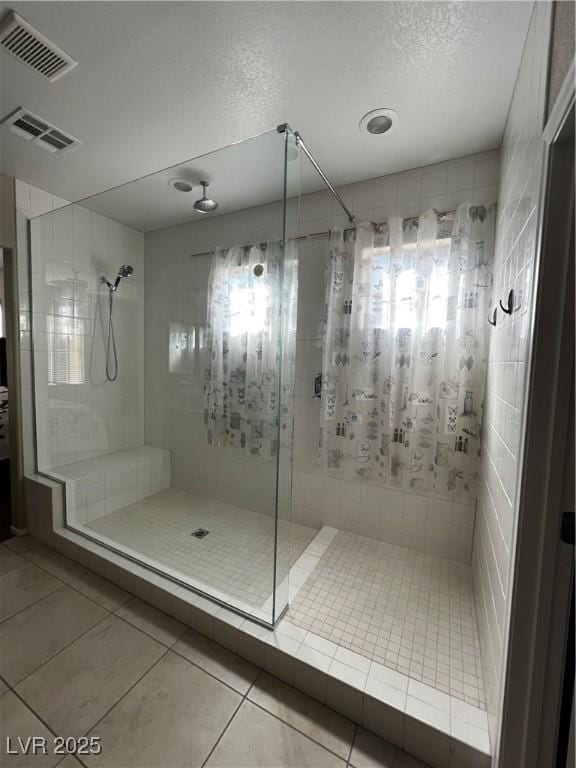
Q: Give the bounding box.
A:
[191,528,210,539]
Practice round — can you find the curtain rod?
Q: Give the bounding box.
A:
[187,208,457,259]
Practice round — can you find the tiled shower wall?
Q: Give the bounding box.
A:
[472,2,552,748]
[144,149,500,564]
[16,181,145,473]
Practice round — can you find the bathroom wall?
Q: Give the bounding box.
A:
[145,148,500,563]
[472,2,552,748]
[16,181,145,473]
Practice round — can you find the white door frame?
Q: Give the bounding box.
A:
[497,63,575,767]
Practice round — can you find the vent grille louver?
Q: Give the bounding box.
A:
[1,108,81,155]
[0,12,77,81]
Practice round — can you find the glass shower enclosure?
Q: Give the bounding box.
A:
[29,127,302,625]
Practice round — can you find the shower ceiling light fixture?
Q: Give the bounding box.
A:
[359,108,398,135]
[168,178,194,193]
[193,181,218,213]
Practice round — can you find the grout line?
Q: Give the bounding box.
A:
[80,647,170,741]
[8,685,62,746]
[112,597,188,647]
[347,723,358,765]
[245,690,356,764]
[12,611,113,690]
[0,580,67,627]
[65,577,132,613]
[168,632,259,698]
[200,672,258,767]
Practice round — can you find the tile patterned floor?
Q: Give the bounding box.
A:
[0,536,430,768]
[288,531,486,709]
[84,488,317,611]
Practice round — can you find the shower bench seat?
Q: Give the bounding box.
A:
[49,445,171,525]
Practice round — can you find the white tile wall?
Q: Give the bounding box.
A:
[16,181,70,476]
[472,2,552,750]
[144,149,500,564]
[285,150,498,564]
[17,181,146,472]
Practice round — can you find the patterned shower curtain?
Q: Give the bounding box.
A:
[204,240,298,460]
[319,204,495,503]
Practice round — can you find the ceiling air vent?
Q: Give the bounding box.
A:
[0,11,77,82]
[1,108,81,155]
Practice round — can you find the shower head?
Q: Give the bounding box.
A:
[102,264,135,292]
[193,181,218,214]
[118,264,134,279]
[112,264,134,290]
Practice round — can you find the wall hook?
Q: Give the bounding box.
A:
[499,289,515,315]
[488,307,497,326]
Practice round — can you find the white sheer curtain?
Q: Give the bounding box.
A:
[204,240,298,460]
[319,204,495,503]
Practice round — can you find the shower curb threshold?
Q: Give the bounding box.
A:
[25,480,490,768]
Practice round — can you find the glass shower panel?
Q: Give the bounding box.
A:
[272,128,301,622]
[29,127,301,625]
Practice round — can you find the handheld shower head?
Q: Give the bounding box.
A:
[102,264,135,382]
[114,264,134,290]
[118,265,134,278]
[112,264,134,290]
[102,265,134,292]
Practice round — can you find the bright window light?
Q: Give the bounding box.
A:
[229,283,270,337]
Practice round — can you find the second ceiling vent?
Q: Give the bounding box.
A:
[0,11,77,82]
[1,108,81,154]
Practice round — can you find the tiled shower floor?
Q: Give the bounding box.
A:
[288,531,486,709]
[84,490,485,710]
[85,488,316,613]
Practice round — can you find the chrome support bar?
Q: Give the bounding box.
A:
[277,123,356,225]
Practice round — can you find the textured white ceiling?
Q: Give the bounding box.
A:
[0,1,531,208]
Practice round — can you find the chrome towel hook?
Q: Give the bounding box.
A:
[499,289,515,315]
[488,307,497,326]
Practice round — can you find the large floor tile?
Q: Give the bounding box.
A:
[350,728,431,768]
[248,673,355,760]
[69,570,130,611]
[205,700,345,767]
[22,544,87,583]
[0,586,108,685]
[3,537,36,555]
[0,691,61,767]
[174,628,258,694]
[0,563,62,622]
[116,598,186,647]
[16,615,165,735]
[84,651,241,767]
[0,544,26,576]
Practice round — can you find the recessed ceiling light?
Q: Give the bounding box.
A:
[168,178,194,193]
[359,108,398,135]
